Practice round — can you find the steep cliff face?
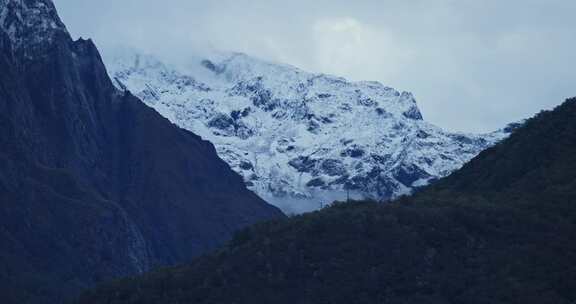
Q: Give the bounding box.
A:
[0,1,283,303]
[106,49,512,213]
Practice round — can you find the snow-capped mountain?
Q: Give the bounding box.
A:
[105,49,511,213]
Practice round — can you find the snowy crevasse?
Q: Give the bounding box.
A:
[105,49,511,213]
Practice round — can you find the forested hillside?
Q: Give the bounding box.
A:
[78,98,576,304]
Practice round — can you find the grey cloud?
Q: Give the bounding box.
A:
[53,0,576,132]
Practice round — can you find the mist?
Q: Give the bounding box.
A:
[53,0,576,132]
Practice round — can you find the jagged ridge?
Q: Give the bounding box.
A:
[0,0,68,55]
[106,49,512,213]
[0,1,283,303]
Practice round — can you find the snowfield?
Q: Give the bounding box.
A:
[105,49,511,213]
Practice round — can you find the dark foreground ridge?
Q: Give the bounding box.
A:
[0,1,283,303]
[78,98,576,304]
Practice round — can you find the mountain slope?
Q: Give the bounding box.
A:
[431,100,576,197]
[105,49,512,213]
[78,98,576,304]
[0,1,283,303]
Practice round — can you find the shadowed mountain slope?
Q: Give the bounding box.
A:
[0,1,283,303]
[78,98,576,304]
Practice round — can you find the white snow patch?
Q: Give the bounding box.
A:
[104,47,510,213]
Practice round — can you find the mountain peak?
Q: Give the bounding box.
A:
[106,48,508,213]
[0,0,68,52]
[0,2,283,302]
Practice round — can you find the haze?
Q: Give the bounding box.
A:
[53,0,576,133]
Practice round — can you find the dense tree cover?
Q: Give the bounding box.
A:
[77,98,576,304]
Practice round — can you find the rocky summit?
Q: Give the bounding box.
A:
[106,49,514,213]
[0,1,283,303]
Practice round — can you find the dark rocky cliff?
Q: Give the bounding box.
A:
[0,1,283,303]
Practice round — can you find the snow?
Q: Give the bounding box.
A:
[104,47,510,214]
[0,0,68,51]
[0,0,511,214]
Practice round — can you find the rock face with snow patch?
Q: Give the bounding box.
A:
[106,50,510,213]
[0,2,283,303]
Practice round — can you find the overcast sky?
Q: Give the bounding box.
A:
[53,0,575,133]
